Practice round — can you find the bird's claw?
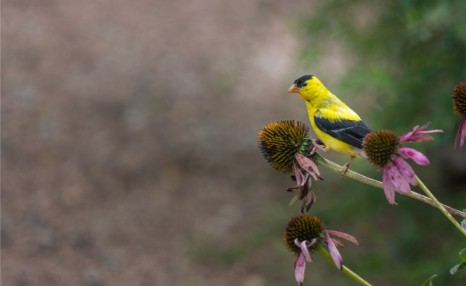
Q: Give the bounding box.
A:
[341,156,355,175]
[310,139,327,155]
[341,163,350,175]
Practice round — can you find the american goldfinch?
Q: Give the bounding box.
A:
[288,75,371,173]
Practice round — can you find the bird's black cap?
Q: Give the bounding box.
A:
[294,75,314,88]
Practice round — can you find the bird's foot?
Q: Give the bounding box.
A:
[310,139,327,155]
[341,156,355,175]
[341,163,350,175]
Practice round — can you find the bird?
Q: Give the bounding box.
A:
[288,74,371,173]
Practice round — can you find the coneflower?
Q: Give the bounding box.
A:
[258,121,321,211]
[284,215,358,286]
[453,83,466,149]
[363,123,442,204]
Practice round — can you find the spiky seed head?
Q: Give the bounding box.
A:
[453,83,466,117]
[284,215,324,254]
[363,130,399,168]
[258,120,310,173]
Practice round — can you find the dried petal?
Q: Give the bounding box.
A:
[293,164,305,187]
[325,230,343,270]
[397,147,430,166]
[294,253,306,286]
[301,190,316,213]
[326,230,359,245]
[295,153,321,180]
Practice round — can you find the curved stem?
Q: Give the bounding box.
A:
[315,244,372,286]
[313,154,466,220]
[415,176,466,236]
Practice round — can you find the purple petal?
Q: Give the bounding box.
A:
[294,253,306,286]
[325,230,343,270]
[386,160,411,194]
[397,147,430,166]
[391,155,416,186]
[399,122,443,143]
[295,153,321,180]
[382,163,397,205]
[298,239,312,262]
[455,118,466,149]
[326,230,359,245]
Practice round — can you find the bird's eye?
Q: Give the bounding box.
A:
[296,81,307,88]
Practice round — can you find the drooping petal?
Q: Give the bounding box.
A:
[399,122,443,143]
[391,155,416,186]
[386,160,411,194]
[325,230,343,270]
[297,239,312,262]
[294,252,307,286]
[287,173,312,209]
[293,164,305,187]
[326,230,359,245]
[302,190,316,213]
[455,118,466,149]
[397,147,430,166]
[382,163,397,205]
[295,153,321,180]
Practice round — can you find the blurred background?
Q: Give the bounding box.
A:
[2,0,466,285]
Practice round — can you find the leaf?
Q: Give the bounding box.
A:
[421,274,437,286]
[459,248,466,262]
[450,262,465,275]
[449,249,466,275]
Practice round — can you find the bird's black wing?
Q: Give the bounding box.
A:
[314,116,371,149]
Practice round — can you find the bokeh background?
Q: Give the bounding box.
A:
[2,0,466,285]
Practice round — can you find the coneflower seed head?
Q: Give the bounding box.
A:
[363,130,399,168]
[284,215,324,254]
[453,83,466,117]
[258,121,310,173]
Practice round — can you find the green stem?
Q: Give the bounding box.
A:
[415,176,466,236]
[313,154,466,221]
[315,244,372,286]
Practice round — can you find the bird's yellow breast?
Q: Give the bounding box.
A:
[306,102,359,157]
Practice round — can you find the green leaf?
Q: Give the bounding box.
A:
[450,262,465,275]
[421,274,437,286]
[459,248,466,262]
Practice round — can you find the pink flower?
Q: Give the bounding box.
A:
[285,215,358,286]
[452,83,466,149]
[257,121,322,211]
[455,118,466,149]
[363,123,442,205]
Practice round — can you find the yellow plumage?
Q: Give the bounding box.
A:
[288,75,371,171]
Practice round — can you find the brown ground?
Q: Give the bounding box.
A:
[2,1,328,285]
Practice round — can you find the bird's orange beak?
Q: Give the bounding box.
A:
[287,84,298,93]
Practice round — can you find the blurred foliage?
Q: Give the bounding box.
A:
[299,0,466,136]
[293,0,466,285]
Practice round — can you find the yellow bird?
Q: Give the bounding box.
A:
[288,75,371,173]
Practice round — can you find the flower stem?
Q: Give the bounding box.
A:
[315,244,372,286]
[415,176,466,236]
[313,154,466,220]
